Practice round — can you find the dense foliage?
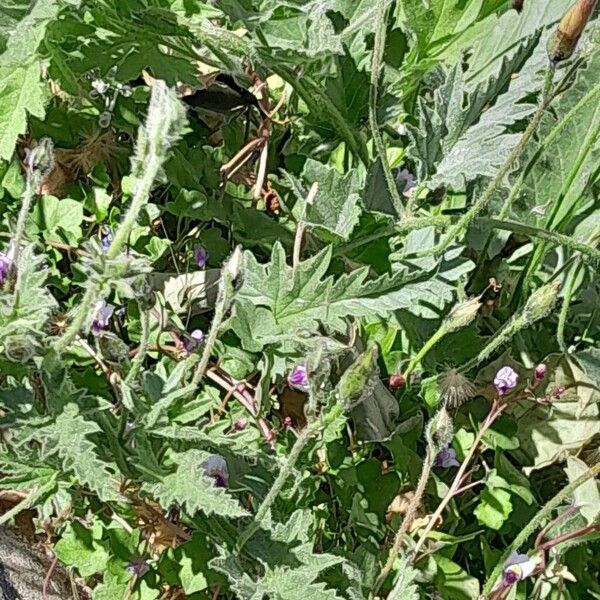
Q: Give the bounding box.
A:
[0,1,599,599]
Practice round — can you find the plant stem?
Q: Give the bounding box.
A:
[404,326,448,380]
[371,446,435,598]
[412,400,506,558]
[460,315,525,373]
[124,307,150,384]
[237,420,318,549]
[405,67,555,260]
[481,461,600,597]
[369,0,406,218]
[11,170,37,274]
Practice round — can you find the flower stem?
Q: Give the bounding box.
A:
[369,0,406,218]
[237,420,318,550]
[481,461,600,597]
[412,400,506,558]
[11,170,37,276]
[404,326,448,380]
[370,446,435,598]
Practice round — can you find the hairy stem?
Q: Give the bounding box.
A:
[404,326,448,380]
[412,400,506,558]
[237,421,318,549]
[11,170,37,275]
[371,446,435,598]
[482,461,600,597]
[369,0,406,218]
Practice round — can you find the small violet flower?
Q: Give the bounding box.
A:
[183,329,204,353]
[91,300,115,335]
[395,168,417,197]
[434,446,460,468]
[194,245,209,269]
[126,557,150,578]
[288,364,309,390]
[534,363,547,381]
[101,226,113,252]
[503,551,537,586]
[494,366,518,396]
[202,454,229,488]
[0,243,15,284]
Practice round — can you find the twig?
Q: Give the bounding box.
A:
[42,555,58,600]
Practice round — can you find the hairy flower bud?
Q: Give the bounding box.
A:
[26,137,54,182]
[443,297,482,333]
[426,406,454,453]
[523,281,561,325]
[547,0,598,62]
[389,373,405,390]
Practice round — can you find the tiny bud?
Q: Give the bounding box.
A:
[26,137,54,181]
[443,297,482,333]
[283,416,293,429]
[534,363,547,381]
[389,374,405,390]
[234,418,248,431]
[224,245,244,289]
[547,0,598,62]
[523,281,561,325]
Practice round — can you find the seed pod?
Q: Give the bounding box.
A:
[337,344,378,411]
[523,281,561,325]
[547,0,598,62]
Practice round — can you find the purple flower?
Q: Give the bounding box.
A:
[194,245,209,269]
[503,551,536,585]
[434,446,460,468]
[126,557,150,578]
[101,226,113,252]
[0,243,15,284]
[234,418,248,431]
[395,168,417,197]
[494,366,518,396]
[534,363,547,381]
[91,300,114,335]
[288,364,308,390]
[183,329,204,353]
[202,454,228,488]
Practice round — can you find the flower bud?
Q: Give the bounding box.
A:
[426,406,454,453]
[534,363,547,381]
[389,373,405,390]
[26,137,54,181]
[443,297,482,333]
[523,281,561,324]
[224,245,244,290]
[547,0,598,62]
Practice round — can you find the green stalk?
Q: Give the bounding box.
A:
[369,0,406,218]
[406,67,555,260]
[124,307,150,384]
[370,446,435,598]
[519,112,600,296]
[11,169,37,275]
[237,420,319,550]
[404,326,449,380]
[482,461,600,597]
[54,82,185,354]
[461,315,526,373]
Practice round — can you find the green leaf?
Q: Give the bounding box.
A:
[42,404,122,502]
[387,555,419,600]
[474,484,513,530]
[512,355,600,473]
[0,0,59,160]
[433,555,481,600]
[566,456,600,525]
[27,195,84,244]
[54,521,110,578]
[145,449,248,518]
[290,158,362,240]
